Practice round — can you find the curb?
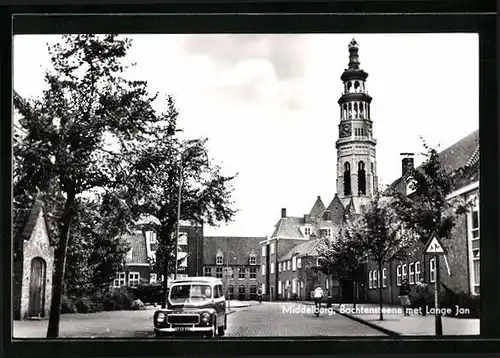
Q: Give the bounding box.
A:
[332,308,401,337]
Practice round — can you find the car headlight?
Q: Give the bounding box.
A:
[156,312,166,323]
[201,312,210,323]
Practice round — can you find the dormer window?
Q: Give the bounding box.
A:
[249,254,257,265]
[216,251,224,265]
[304,227,311,236]
[145,230,157,243]
[406,177,417,196]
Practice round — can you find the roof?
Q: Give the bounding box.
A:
[123,230,148,264]
[172,277,223,285]
[309,196,326,219]
[279,238,326,261]
[326,194,345,223]
[13,199,54,246]
[387,129,479,194]
[271,217,305,238]
[203,236,265,265]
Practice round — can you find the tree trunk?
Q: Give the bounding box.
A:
[378,263,384,321]
[162,254,169,309]
[46,194,75,338]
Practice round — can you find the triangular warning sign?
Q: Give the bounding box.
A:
[425,234,445,254]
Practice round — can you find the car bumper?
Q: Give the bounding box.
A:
[155,326,213,333]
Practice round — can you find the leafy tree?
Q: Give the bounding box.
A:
[389,141,473,245]
[13,34,159,337]
[351,194,416,320]
[65,194,132,297]
[317,225,366,308]
[120,95,237,308]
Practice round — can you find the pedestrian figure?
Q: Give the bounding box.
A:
[399,279,411,316]
[415,278,429,316]
[312,285,324,317]
[257,287,262,304]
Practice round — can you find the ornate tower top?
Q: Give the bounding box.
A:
[341,38,368,82]
[348,38,360,70]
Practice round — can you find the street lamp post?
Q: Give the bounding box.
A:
[225,250,237,310]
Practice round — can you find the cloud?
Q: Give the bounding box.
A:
[181,34,310,81]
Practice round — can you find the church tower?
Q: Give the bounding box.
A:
[336,39,378,211]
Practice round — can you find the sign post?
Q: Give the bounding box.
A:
[424,233,445,337]
[223,267,233,310]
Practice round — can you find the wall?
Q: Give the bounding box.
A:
[20,211,55,319]
[365,198,473,305]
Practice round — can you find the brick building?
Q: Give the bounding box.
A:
[203,236,265,300]
[112,217,204,288]
[13,199,55,320]
[365,129,479,304]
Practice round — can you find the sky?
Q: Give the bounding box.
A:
[13,33,479,237]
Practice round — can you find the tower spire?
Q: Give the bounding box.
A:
[335,38,378,212]
[348,38,360,70]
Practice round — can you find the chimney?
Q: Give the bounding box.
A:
[281,208,287,218]
[304,214,310,223]
[400,153,414,177]
[323,210,331,221]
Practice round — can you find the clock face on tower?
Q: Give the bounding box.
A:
[340,122,352,138]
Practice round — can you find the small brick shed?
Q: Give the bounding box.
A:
[13,199,55,320]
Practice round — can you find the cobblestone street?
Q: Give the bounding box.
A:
[224,302,385,337]
[14,302,385,338]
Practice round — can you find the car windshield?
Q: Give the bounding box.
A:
[169,284,212,302]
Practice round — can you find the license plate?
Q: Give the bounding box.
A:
[175,327,190,332]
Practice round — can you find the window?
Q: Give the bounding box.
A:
[113,272,126,287]
[249,255,257,265]
[239,267,246,279]
[249,267,257,279]
[216,267,223,278]
[279,262,282,272]
[344,162,351,196]
[250,285,257,298]
[261,264,266,276]
[304,227,311,236]
[262,246,266,257]
[238,285,246,294]
[377,270,381,287]
[292,256,297,271]
[150,273,157,283]
[368,271,373,289]
[287,261,291,271]
[178,232,188,245]
[292,279,297,294]
[270,263,275,274]
[261,283,266,295]
[128,272,140,287]
[358,161,366,195]
[216,254,224,265]
[372,270,378,288]
[382,268,387,287]
[468,195,480,295]
[146,230,157,243]
[396,265,402,286]
[270,243,275,255]
[429,258,436,283]
[415,261,421,282]
[278,281,282,294]
[402,264,407,281]
[325,278,329,290]
[204,267,212,277]
[409,263,415,284]
[228,285,234,298]
[297,258,302,269]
